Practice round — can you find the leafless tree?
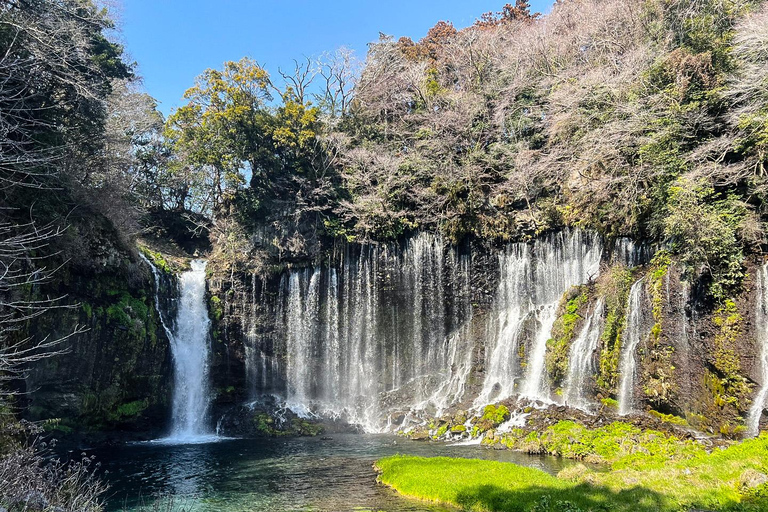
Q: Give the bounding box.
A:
[278,56,315,104]
[315,47,361,123]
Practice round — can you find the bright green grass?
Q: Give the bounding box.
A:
[488,420,706,468]
[377,436,768,512]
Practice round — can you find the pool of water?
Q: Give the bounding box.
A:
[91,434,571,512]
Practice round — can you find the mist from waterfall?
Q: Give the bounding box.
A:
[563,298,605,410]
[747,263,768,437]
[617,279,648,416]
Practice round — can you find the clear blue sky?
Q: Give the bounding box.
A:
[120,1,554,116]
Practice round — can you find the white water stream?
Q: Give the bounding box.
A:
[747,263,768,437]
[142,255,214,443]
[563,298,605,410]
[617,279,647,416]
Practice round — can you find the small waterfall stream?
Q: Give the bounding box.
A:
[617,279,647,416]
[747,263,768,436]
[563,298,605,410]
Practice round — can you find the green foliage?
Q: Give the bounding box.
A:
[692,299,752,435]
[649,410,689,426]
[139,246,172,274]
[663,178,745,300]
[483,404,511,425]
[107,400,148,422]
[489,420,705,468]
[736,108,768,173]
[641,252,676,407]
[105,291,150,336]
[596,265,634,395]
[476,404,511,432]
[209,295,224,322]
[546,287,589,388]
[380,434,768,512]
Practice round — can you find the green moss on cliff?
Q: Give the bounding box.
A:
[596,265,634,396]
[641,252,676,408]
[692,299,752,436]
[546,286,590,388]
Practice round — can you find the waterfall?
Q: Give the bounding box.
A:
[613,238,652,267]
[140,256,215,442]
[167,260,213,441]
[269,234,469,431]
[563,298,605,410]
[477,230,603,405]
[249,230,604,431]
[139,253,175,342]
[164,262,213,442]
[617,279,647,416]
[747,264,768,437]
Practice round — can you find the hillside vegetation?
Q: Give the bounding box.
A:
[153,0,768,301]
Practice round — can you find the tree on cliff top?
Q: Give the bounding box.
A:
[476,0,541,27]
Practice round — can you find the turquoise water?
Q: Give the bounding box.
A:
[93,434,571,512]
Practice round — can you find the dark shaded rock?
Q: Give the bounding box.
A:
[215,395,357,438]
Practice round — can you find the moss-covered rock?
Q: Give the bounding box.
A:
[545,286,590,388]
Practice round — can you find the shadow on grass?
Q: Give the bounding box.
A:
[454,483,671,512]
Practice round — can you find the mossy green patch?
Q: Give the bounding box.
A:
[649,410,688,427]
[138,246,173,274]
[546,286,590,388]
[486,420,704,468]
[641,251,676,408]
[596,265,634,396]
[475,404,511,433]
[692,299,752,436]
[107,400,148,422]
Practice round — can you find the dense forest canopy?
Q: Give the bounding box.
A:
[134,0,768,303]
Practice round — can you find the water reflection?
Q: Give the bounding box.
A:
[95,434,571,512]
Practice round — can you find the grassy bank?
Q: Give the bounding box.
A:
[377,435,768,512]
[484,420,707,468]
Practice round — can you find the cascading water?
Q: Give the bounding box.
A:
[617,279,648,416]
[613,238,652,267]
[140,256,215,442]
[747,264,768,437]
[139,253,176,342]
[562,298,605,410]
[477,230,603,405]
[166,260,214,442]
[273,234,462,431]
[246,230,604,431]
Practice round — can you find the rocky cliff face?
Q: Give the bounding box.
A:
[21,222,766,442]
[18,212,174,442]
